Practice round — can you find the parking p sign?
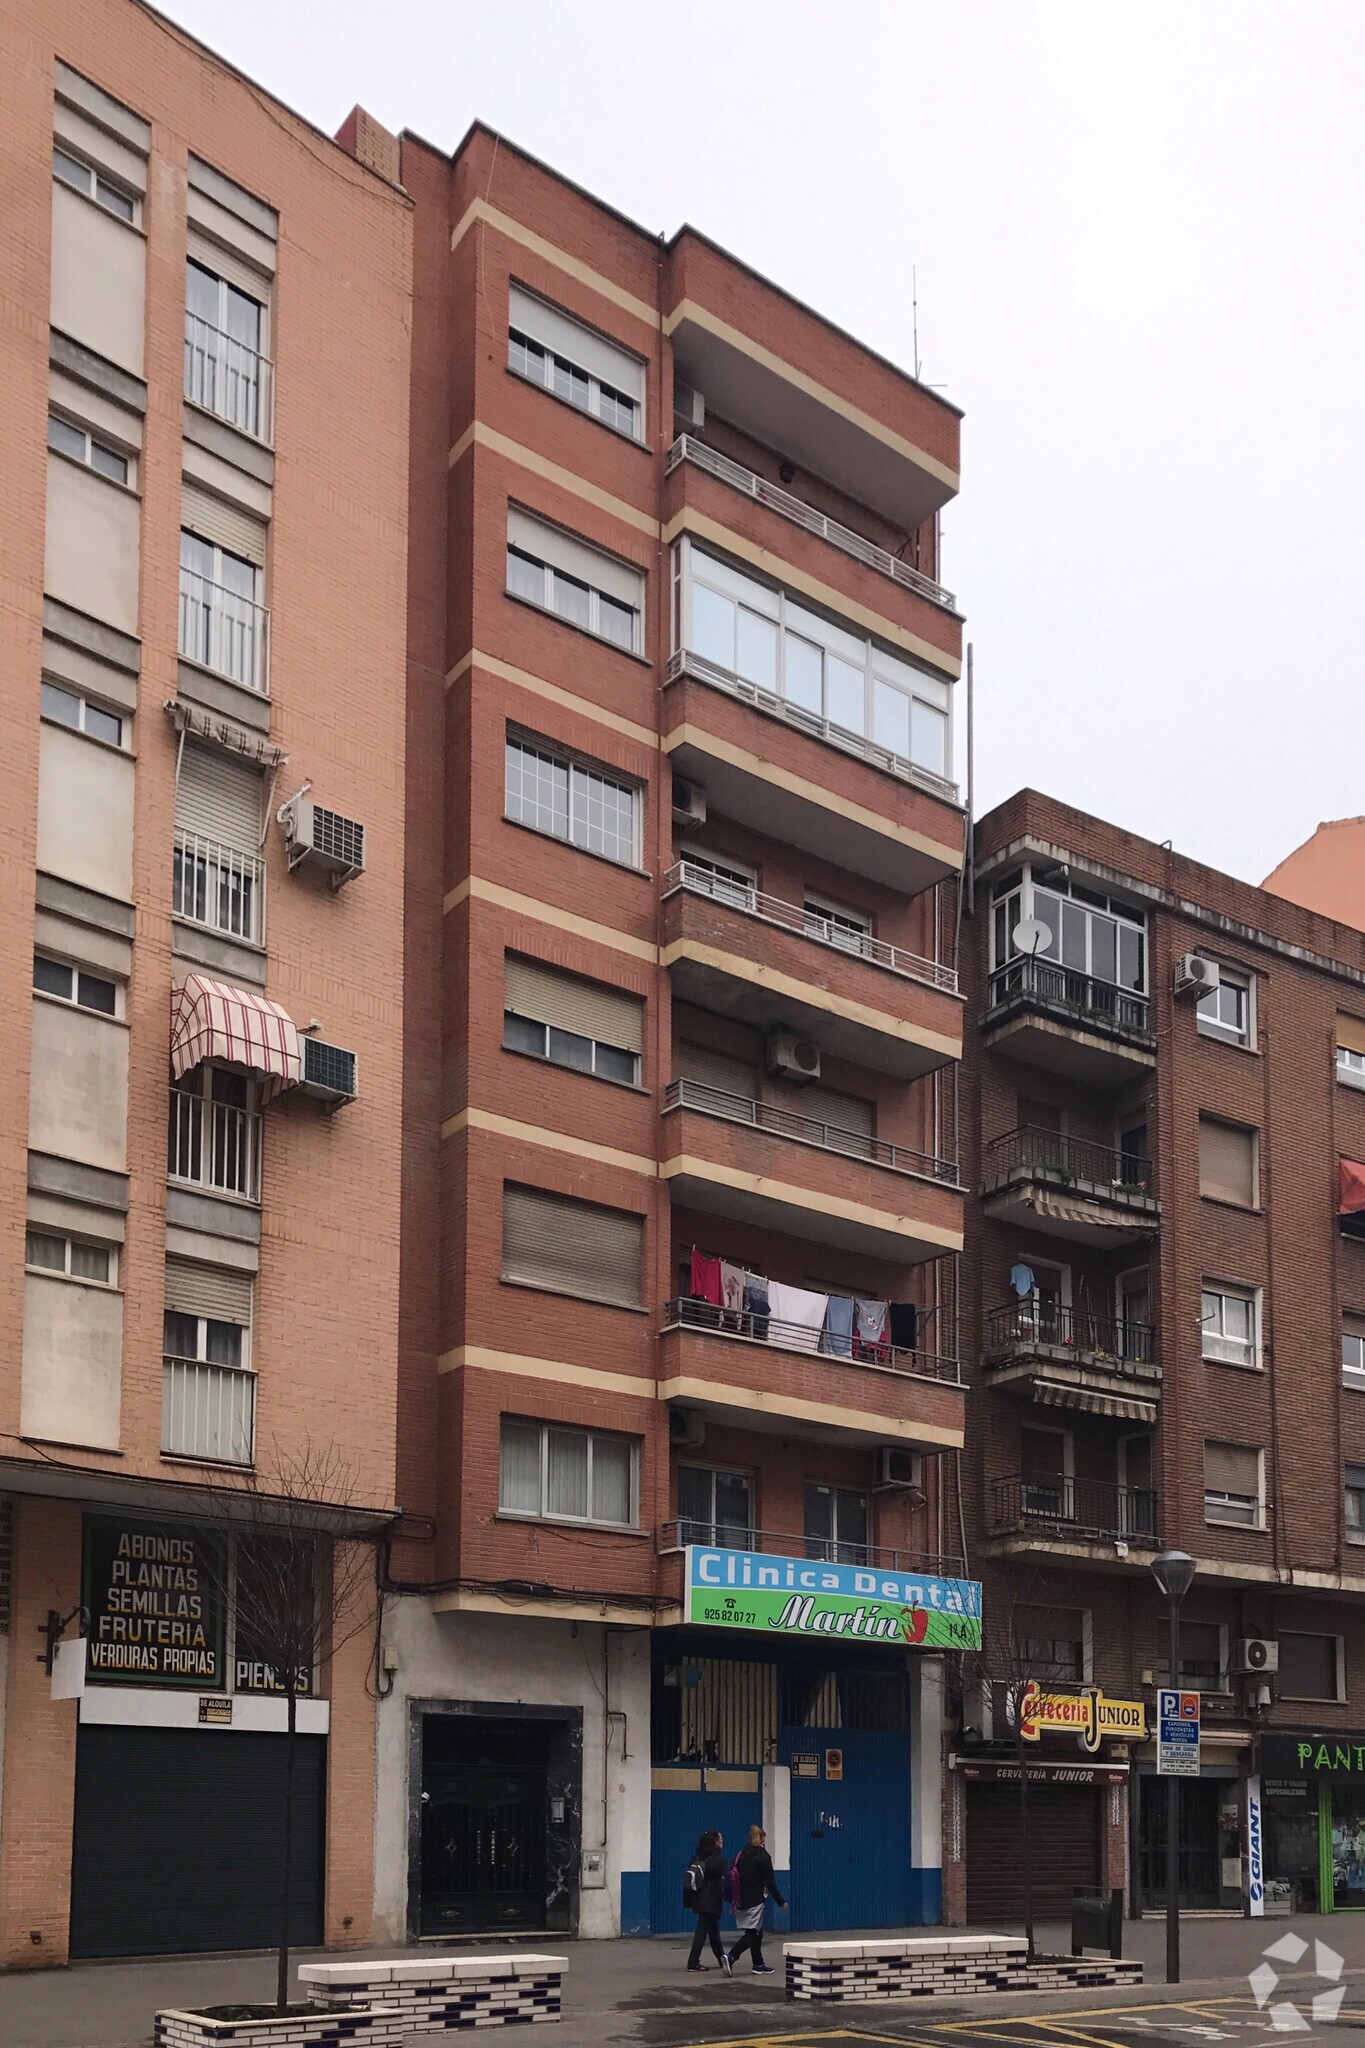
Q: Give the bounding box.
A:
[1157,1688,1200,1777]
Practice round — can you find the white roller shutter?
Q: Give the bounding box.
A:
[182,481,266,568]
[504,955,643,1054]
[507,506,642,610]
[502,1185,643,1307]
[188,227,270,306]
[508,285,644,402]
[164,1256,252,1324]
[175,742,262,848]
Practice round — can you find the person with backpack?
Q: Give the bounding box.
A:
[726,1824,786,1974]
[683,1829,731,1972]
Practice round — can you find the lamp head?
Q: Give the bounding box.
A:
[1149,1549,1196,1603]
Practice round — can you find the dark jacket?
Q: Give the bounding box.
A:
[734,1843,786,1911]
[689,1849,728,1917]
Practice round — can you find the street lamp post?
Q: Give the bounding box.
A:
[1149,1549,1197,1985]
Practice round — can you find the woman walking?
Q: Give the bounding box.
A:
[727,1824,786,1974]
[684,1829,731,1972]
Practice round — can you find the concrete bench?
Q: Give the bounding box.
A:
[784,1934,1141,2001]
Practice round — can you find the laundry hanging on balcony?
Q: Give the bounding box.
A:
[170,974,302,1101]
[1340,1159,1365,1216]
[766,1281,829,1351]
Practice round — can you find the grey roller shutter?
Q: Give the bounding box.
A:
[175,742,261,848]
[793,1083,875,1143]
[182,481,266,567]
[1198,1118,1256,1206]
[506,506,642,610]
[505,955,643,1054]
[508,285,644,402]
[676,1043,759,1103]
[502,1185,643,1307]
[164,1257,252,1325]
[1204,1441,1259,1495]
[188,227,271,305]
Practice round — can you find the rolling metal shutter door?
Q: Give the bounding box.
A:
[70,1724,324,1957]
[502,1185,643,1306]
[164,1256,252,1324]
[506,505,642,609]
[504,955,643,1053]
[182,480,267,567]
[175,742,262,848]
[965,1780,1101,1923]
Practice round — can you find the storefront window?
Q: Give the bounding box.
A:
[1264,1780,1322,1915]
[1332,1784,1365,1907]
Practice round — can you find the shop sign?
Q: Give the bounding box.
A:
[1018,1680,1147,1753]
[1246,1773,1264,1918]
[957,1757,1128,1786]
[683,1545,983,1650]
[83,1516,225,1688]
[1157,1688,1201,1778]
[791,1753,820,1779]
[1262,1733,1365,1778]
[198,1695,233,1725]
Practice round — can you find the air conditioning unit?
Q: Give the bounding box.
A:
[1175,953,1220,997]
[674,381,705,432]
[299,1036,358,1108]
[876,1447,924,1491]
[668,1406,706,1448]
[280,797,366,889]
[1232,1638,1279,1675]
[671,777,707,831]
[766,1030,821,1084]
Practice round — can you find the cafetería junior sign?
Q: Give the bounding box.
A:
[684,1545,983,1651]
[1018,1680,1147,1753]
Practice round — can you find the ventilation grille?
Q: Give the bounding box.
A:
[311,805,365,870]
[302,1038,357,1099]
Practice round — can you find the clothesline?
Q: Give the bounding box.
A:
[685,1246,920,1359]
[680,1243,937,1317]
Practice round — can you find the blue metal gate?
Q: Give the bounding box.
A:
[649,1786,759,1934]
[781,1725,912,1930]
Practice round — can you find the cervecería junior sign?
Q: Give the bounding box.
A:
[83,1517,225,1687]
[684,1545,983,1650]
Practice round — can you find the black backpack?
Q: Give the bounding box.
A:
[682,1857,706,1911]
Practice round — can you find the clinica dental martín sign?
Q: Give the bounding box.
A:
[684,1545,983,1651]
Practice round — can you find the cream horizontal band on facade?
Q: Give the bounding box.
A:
[660,938,961,1059]
[441,1105,655,1176]
[442,877,657,962]
[438,1344,655,1397]
[663,298,959,495]
[663,508,959,677]
[656,1375,963,1449]
[659,1155,962,1251]
[450,199,660,330]
[449,422,659,538]
[432,1587,655,1625]
[446,649,657,745]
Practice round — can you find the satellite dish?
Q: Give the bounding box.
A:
[1012,917,1052,957]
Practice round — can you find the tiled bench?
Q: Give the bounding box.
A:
[155,1953,568,2046]
[784,1935,1142,2001]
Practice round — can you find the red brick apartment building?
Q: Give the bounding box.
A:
[949,789,1365,1927]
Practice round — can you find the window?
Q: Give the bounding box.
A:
[501,1184,644,1308]
[990,866,1146,993]
[161,1257,254,1464]
[507,286,645,441]
[1344,1313,1365,1389]
[679,851,755,911]
[677,1466,752,1547]
[805,897,872,956]
[504,734,640,868]
[52,143,136,222]
[1020,1423,1073,1516]
[47,412,129,485]
[499,1416,637,1528]
[40,678,123,746]
[168,1066,261,1202]
[804,1483,868,1566]
[24,1229,115,1285]
[503,954,642,1086]
[1339,1046,1365,1090]
[33,953,117,1017]
[178,529,264,690]
[185,259,269,438]
[1278,1630,1341,1702]
[1346,1465,1365,1544]
[680,541,950,787]
[507,509,643,653]
[1015,1605,1086,1682]
[1198,1117,1258,1208]
[1159,1620,1226,1690]
[1204,1440,1263,1528]
[163,1306,245,1369]
[1197,966,1252,1047]
[1201,1282,1259,1368]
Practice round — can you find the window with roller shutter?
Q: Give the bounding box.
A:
[1198,1115,1258,1207]
[175,743,261,848]
[503,954,642,1085]
[501,1184,643,1308]
[1203,1440,1263,1527]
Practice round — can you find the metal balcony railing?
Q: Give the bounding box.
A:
[984,1125,1155,1199]
[667,435,957,612]
[665,1077,958,1186]
[991,1472,1160,1543]
[184,313,273,441]
[665,647,958,804]
[663,1294,963,1385]
[172,830,266,946]
[162,1356,256,1465]
[178,567,270,695]
[985,1300,1158,1369]
[167,1088,262,1203]
[657,1520,966,1578]
[987,954,1151,1038]
[663,859,958,994]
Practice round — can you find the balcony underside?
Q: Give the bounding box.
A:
[985,1355,1161,1425]
[983,1005,1156,1086]
[660,1326,965,1450]
[983,1173,1159,1248]
[979,1531,1163,1568]
[663,1153,962,1266]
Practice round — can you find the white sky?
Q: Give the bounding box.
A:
[161,0,1365,884]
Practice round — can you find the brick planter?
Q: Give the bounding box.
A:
[155,1953,568,2046]
[784,1936,1142,2001]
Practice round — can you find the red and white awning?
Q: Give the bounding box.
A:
[170,975,301,1101]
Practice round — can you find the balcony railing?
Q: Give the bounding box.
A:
[167,1089,262,1203]
[663,859,958,994]
[987,955,1151,1038]
[172,830,266,946]
[666,647,958,804]
[162,1356,256,1466]
[657,1520,966,1578]
[991,1472,1160,1544]
[985,1126,1155,1198]
[665,1077,958,1186]
[178,567,270,696]
[184,313,273,442]
[667,435,957,612]
[985,1300,1158,1369]
[664,1294,963,1385]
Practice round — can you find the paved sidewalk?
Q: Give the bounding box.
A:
[3,1916,1365,2048]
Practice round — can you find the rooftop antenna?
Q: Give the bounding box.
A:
[912,266,921,381]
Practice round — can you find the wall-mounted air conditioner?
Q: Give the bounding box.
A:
[875,1447,924,1491]
[674,381,705,432]
[671,777,707,831]
[299,1037,357,1108]
[280,796,366,889]
[1232,1638,1279,1675]
[1175,953,1219,997]
[669,1406,706,1448]
[766,1030,821,1083]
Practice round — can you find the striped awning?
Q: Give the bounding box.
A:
[1028,1189,1147,1230]
[1032,1378,1156,1425]
[170,975,301,1101]
[164,697,289,770]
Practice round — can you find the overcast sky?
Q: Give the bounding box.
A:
[162,0,1365,886]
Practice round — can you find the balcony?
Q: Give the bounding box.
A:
[178,567,270,697]
[983,1127,1159,1246]
[167,1088,262,1203]
[662,862,960,1080]
[172,831,266,948]
[184,313,273,442]
[162,1356,256,1466]
[987,1473,1161,1557]
[662,1078,962,1265]
[983,1301,1161,1424]
[984,956,1155,1085]
[659,1295,966,1449]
